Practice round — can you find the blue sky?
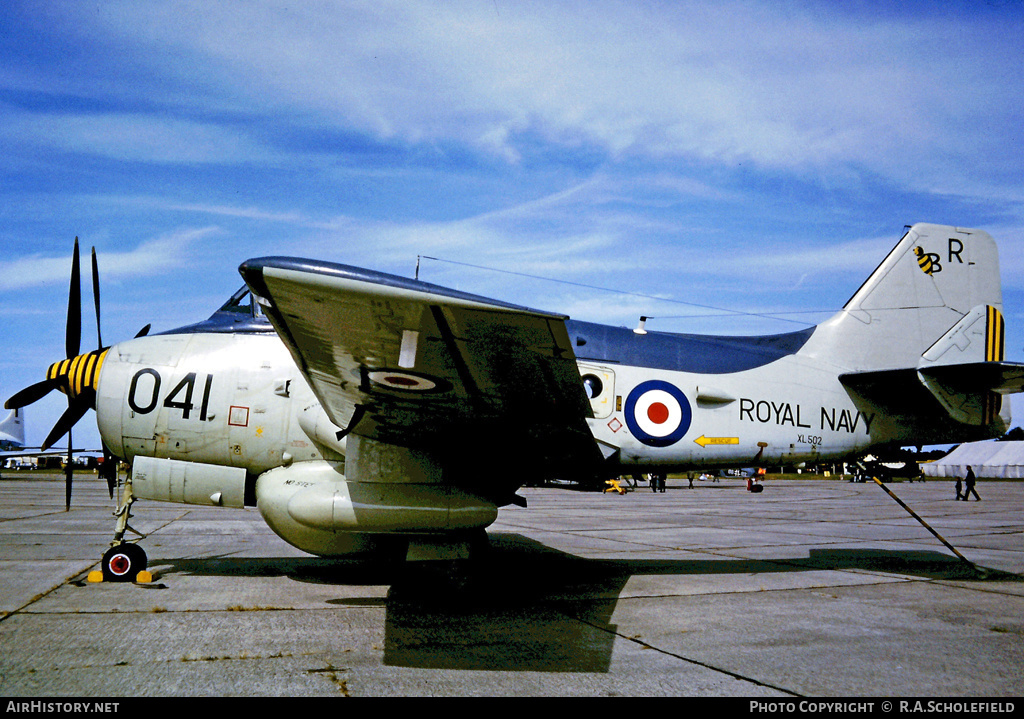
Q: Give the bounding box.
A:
[2,0,1023,450]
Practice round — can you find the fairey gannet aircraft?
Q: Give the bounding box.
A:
[7,225,1024,581]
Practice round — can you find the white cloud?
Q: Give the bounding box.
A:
[0,228,217,291]
[1,109,276,165]
[39,0,1020,188]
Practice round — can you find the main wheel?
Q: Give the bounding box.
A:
[101,543,147,582]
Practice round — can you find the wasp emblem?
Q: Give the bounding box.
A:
[914,246,942,275]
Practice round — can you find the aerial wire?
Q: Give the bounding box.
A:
[416,255,835,328]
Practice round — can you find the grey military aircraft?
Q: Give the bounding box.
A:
[0,408,25,451]
[7,224,1024,581]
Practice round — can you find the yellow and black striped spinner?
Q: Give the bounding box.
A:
[47,348,108,402]
[985,305,1005,363]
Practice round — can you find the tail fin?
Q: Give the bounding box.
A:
[0,407,26,447]
[807,223,1002,371]
[806,223,1020,436]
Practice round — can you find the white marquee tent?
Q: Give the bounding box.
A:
[920,441,1024,479]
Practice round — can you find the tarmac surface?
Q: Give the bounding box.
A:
[1,471,1022,699]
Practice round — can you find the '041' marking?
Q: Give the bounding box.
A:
[128,369,214,421]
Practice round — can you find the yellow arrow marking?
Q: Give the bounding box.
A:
[694,435,739,448]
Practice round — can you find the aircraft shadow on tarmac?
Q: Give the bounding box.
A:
[152,533,1017,673]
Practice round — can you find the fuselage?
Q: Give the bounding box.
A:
[90,276,1009,488]
[568,319,877,470]
[92,313,898,483]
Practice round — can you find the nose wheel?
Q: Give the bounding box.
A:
[101,542,148,582]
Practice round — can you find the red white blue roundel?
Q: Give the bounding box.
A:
[624,380,692,447]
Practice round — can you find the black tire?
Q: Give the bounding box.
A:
[101,543,148,582]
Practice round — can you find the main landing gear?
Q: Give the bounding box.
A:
[89,473,151,583]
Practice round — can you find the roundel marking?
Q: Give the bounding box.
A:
[624,380,692,447]
[367,369,447,393]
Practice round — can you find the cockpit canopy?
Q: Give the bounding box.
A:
[161,286,274,335]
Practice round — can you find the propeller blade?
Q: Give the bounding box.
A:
[65,427,73,511]
[41,398,90,452]
[5,377,62,410]
[135,324,151,338]
[91,246,103,349]
[66,238,81,360]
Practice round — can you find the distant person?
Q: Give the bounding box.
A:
[962,466,980,501]
[746,471,764,493]
[955,475,963,501]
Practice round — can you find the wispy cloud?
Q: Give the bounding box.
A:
[1,109,276,165]
[22,2,1013,183]
[0,228,217,290]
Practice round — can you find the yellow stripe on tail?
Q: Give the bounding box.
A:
[986,305,1005,363]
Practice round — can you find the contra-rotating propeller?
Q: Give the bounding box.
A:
[5,238,115,508]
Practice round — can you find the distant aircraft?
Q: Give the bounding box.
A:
[0,408,25,451]
[7,225,1024,581]
[0,391,104,478]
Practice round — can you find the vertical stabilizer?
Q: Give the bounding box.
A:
[0,408,26,448]
[806,224,1002,371]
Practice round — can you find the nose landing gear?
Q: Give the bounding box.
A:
[89,474,151,583]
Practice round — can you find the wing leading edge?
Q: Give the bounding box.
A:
[239,258,603,476]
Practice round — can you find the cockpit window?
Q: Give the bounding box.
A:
[218,286,263,317]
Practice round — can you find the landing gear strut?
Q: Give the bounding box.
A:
[95,473,149,583]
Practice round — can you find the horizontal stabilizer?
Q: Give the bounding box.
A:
[841,360,1023,427]
[841,300,1017,427]
[918,361,1024,396]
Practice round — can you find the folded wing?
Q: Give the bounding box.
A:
[240,258,602,476]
